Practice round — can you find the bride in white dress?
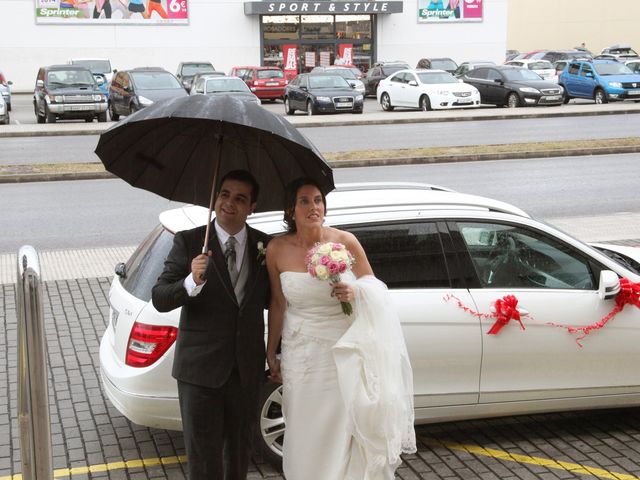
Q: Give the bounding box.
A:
[266,178,416,480]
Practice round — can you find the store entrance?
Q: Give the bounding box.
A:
[261,14,374,75]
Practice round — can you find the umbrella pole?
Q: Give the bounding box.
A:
[202,134,223,254]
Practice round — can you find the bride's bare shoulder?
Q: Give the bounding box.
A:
[267,233,296,251]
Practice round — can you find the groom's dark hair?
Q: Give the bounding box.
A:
[283,177,327,233]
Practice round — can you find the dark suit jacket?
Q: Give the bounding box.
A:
[152,223,271,389]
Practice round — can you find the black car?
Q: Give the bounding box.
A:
[362,61,410,97]
[175,61,216,92]
[462,65,564,108]
[33,65,107,123]
[108,67,187,120]
[283,73,363,115]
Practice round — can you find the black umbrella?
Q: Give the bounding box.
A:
[95,94,334,252]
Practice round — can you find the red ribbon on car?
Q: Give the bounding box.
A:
[487,295,524,335]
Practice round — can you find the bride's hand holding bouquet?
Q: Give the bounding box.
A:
[306,242,355,315]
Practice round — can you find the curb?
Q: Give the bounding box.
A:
[2,144,638,184]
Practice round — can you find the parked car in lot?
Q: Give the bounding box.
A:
[310,66,365,94]
[190,75,260,104]
[362,61,410,96]
[559,59,640,104]
[454,60,496,78]
[624,60,640,74]
[0,69,13,111]
[108,67,187,120]
[228,66,287,101]
[175,61,216,92]
[188,71,226,94]
[377,68,480,111]
[283,73,363,115]
[0,95,9,124]
[598,44,639,61]
[504,59,557,82]
[425,57,458,74]
[33,64,108,123]
[69,58,114,84]
[462,65,564,107]
[526,49,592,63]
[99,182,640,469]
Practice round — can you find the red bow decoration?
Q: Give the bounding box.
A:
[549,278,640,347]
[488,295,525,335]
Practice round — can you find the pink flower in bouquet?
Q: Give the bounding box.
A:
[306,242,355,315]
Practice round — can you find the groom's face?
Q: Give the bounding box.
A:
[214,179,256,235]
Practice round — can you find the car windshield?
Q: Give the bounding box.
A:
[308,75,350,89]
[430,59,457,71]
[347,67,362,77]
[131,71,182,89]
[256,69,284,79]
[502,68,543,81]
[71,60,111,74]
[608,47,638,55]
[205,77,250,93]
[529,61,553,70]
[381,65,407,76]
[627,62,640,73]
[417,71,457,84]
[595,63,634,75]
[46,69,95,86]
[327,68,356,79]
[182,63,215,76]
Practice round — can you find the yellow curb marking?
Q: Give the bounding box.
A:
[0,454,187,480]
[423,437,640,480]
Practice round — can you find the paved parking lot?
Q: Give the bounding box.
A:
[3,246,640,480]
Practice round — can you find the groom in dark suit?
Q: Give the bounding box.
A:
[152,170,271,479]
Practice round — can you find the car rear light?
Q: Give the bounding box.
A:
[126,321,178,368]
[0,73,6,85]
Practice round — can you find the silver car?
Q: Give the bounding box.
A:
[0,70,11,112]
[0,95,9,124]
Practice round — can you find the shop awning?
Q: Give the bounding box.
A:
[244,1,403,15]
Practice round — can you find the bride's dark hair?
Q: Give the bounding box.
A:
[283,177,327,233]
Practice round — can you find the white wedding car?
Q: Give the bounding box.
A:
[377,69,481,111]
[100,183,640,468]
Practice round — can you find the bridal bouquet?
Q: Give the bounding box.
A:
[306,242,355,315]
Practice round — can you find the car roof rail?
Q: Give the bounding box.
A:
[334,181,454,192]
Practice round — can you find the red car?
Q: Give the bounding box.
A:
[228,66,287,101]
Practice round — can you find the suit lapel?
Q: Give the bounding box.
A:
[206,224,238,305]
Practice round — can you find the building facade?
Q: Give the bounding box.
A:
[3,0,507,90]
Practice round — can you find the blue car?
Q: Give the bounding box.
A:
[559,59,640,104]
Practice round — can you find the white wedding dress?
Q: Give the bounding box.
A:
[279,271,416,480]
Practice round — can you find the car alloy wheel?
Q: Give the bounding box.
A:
[594,89,608,104]
[507,92,520,108]
[258,381,285,469]
[45,105,56,123]
[284,97,294,115]
[419,95,431,112]
[380,92,394,111]
[306,100,314,116]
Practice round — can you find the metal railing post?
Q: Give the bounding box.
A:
[17,245,53,480]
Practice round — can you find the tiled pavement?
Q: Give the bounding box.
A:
[2,240,640,479]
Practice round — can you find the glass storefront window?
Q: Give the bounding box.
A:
[335,15,371,40]
[263,15,300,41]
[301,15,334,40]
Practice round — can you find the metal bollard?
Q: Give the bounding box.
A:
[17,246,53,480]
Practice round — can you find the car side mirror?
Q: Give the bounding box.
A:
[96,76,105,85]
[115,262,127,279]
[36,79,44,88]
[195,87,204,94]
[586,72,594,78]
[350,83,356,89]
[493,78,504,84]
[408,80,418,86]
[598,270,620,300]
[7,80,12,86]
[300,86,308,91]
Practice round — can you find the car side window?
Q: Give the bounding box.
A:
[405,73,417,84]
[568,63,580,75]
[486,69,502,81]
[368,67,380,78]
[457,222,595,290]
[468,68,488,80]
[390,73,404,83]
[581,64,593,77]
[345,221,451,289]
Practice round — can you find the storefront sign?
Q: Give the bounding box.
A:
[244,1,403,15]
[283,44,299,81]
[417,0,482,23]
[337,44,353,65]
[35,0,189,24]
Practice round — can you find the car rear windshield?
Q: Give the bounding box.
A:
[46,69,95,87]
[256,69,284,79]
[122,226,174,302]
[529,61,553,70]
[182,63,215,76]
[417,71,457,84]
[131,71,182,89]
[72,60,111,74]
[430,59,457,71]
[594,63,634,75]
[206,77,250,93]
[381,65,407,76]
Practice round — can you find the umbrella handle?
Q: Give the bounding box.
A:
[198,256,211,282]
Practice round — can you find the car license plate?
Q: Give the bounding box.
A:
[544,95,561,101]
[628,90,640,95]
[67,104,94,111]
[266,82,279,86]
[336,102,352,107]
[457,98,473,104]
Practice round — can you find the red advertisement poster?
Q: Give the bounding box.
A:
[337,44,353,65]
[462,0,482,19]
[283,44,298,81]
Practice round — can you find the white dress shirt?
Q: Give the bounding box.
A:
[184,221,248,297]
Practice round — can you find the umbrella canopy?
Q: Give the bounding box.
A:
[94,94,334,214]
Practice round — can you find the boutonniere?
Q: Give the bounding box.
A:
[256,241,267,265]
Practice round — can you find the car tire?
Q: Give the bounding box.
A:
[35,103,45,124]
[380,92,394,111]
[284,97,294,115]
[45,105,56,123]
[419,95,431,112]
[561,87,571,104]
[109,102,119,121]
[6,102,10,112]
[1,113,8,125]
[594,88,608,104]
[306,100,315,116]
[97,112,107,123]
[506,92,520,108]
[257,380,284,471]
[85,117,94,123]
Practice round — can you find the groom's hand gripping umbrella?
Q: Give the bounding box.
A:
[95,95,335,276]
